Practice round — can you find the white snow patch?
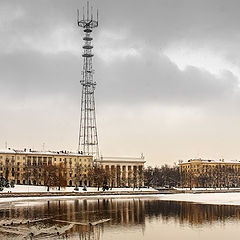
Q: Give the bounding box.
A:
[158,192,240,206]
[1,185,157,193]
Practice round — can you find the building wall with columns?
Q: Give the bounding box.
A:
[96,156,146,187]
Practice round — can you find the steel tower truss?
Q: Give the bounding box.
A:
[77,3,99,159]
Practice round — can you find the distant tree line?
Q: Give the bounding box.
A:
[144,164,180,188]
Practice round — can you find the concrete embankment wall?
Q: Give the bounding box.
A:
[1,189,240,198]
[0,191,168,198]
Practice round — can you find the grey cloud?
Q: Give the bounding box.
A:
[1,0,240,164]
[95,52,238,107]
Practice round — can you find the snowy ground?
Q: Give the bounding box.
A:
[2,185,240,206]
[2,192,240,206]
[176,187,240,191]
[1,185,158,193]
[157,192,240,206]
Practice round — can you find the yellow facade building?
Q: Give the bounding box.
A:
[0,149,93,187]
[0,149,145,188]
[179,158,240,188]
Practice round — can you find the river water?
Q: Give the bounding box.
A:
[0,197,240,239]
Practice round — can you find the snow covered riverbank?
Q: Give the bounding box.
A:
[2,185,240,206]
[157,192,240,206]
[1,192,240,206]
[0,184,158,193]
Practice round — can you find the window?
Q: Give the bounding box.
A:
[48,157,52,165]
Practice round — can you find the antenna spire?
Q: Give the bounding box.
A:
[87,1,89,20]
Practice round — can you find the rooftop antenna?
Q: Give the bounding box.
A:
[87,1,89,21]
[77,3,99,160]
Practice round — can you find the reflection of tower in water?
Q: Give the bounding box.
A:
[3,199,240,239]
[0,199,146,239]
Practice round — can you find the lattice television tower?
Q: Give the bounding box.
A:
[77,2,99,159]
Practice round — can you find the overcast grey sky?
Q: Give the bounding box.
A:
[1,0,240,166]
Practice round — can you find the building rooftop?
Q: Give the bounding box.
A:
[97,156,146,164]
[0,149,92,157]
[179,158,240,165]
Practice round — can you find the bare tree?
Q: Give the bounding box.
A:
[42,163,67,191]
[144,165,180,188]
[88,166,106,191]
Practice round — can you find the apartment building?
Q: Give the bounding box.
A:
[179,158,240,188]
[0,149,93,187]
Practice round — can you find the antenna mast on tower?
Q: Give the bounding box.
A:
[77,2,99,160]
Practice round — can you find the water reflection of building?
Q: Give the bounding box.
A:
[0,198,146,239]
[144,200,240,226]
[1,199,240,239]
